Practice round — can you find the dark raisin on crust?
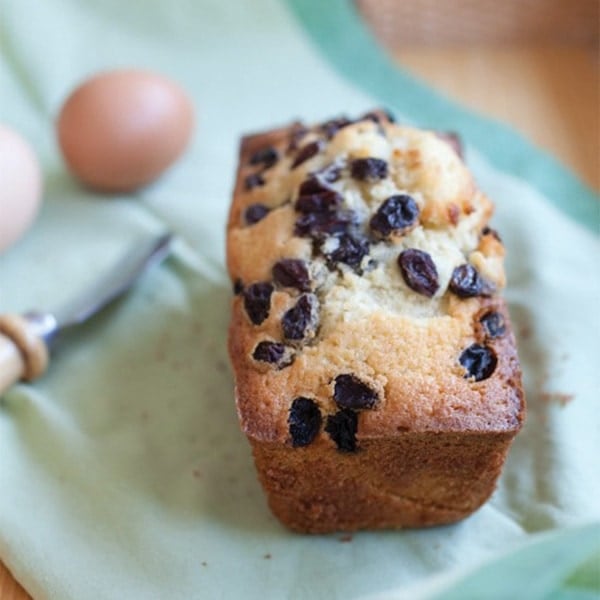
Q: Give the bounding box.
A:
[233,278,244,295]
[320,117,352,139]
[333,374,379,410]
[398,249,439,297]
[291,140,324,169]
[244,173,265,190]
[252,341,294,369]
[282,293,319,341]
[482,226,502,243]
[243,282,274,325]
[323,232,370,269]
[449,264,495,298]
[459,344,497,381]
[249,146,279,169]
[294,188,344,214]
[272,259,311,292]
[480,311,506,339]
[289,397,322,447]
[350,157,388,181]
[294,209,358,238]
[298,176,331,197]
[325,409,358,452]
[252,340,283,362]
[370,194,419,237]
[360,109,396,124]
[294,176,358,238]
[360,111,382,124]
[244,203,270,225]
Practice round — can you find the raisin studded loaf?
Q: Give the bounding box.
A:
[226,110,524,533]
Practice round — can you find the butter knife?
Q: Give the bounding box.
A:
[0,232,173,395]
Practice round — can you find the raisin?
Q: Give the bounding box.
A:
[449,264,494,298]
[459,344,497,381]
[350,158,388,181]
[233,278,244,295]
[294,210,358,238]
[320,117,353,139]
[295,188,343,214]
[249,146,279,169]
[333,374,378,409]
[398,249,439,297]
[272,259,311,292]
[360,109,395,124]
[361,111,383,124]
[252,341,294,369]
[323,232,369,269]
[245,173,265,190]
[299,176,330,197]
[289,397,322,447]
[244,203,269,225]
[482,226,502,242]
[357,108,396,125]
[252,341,283,363]
[480,311,506,339]
[282,293,319,341]
[436,132,463,159]
[325,409,358,452]
[370,194,419,237]
[243,282,273,325]
[291,140,324,169]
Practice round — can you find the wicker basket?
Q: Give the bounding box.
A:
[356,0,599,47]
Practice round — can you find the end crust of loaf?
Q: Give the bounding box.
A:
[251,431,515,532]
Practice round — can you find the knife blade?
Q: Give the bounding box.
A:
[0,232,173,394]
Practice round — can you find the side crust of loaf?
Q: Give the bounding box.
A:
[251,431,515,532]
[226,111,525,533]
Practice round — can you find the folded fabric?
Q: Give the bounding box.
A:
[0,0,598,598]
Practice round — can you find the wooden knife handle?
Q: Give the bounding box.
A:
[0,315,49,395]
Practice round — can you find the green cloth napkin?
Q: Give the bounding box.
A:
[1,1,598,598]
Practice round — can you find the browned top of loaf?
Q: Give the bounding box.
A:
[227,111,524,444]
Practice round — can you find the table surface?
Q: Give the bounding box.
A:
[1,43,598,600]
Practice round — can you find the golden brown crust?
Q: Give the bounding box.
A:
[226,112,524,533]
[252,430,516,532]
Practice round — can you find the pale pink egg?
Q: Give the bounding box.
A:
[0,124,43,254]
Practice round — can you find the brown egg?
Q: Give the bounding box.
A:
[0,124,43,254]
[57,69,194,192]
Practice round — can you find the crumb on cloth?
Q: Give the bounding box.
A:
[540,392,574,407]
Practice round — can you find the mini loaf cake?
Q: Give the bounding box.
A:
[226,110,524,533]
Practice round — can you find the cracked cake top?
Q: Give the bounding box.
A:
[227,110,522,448]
